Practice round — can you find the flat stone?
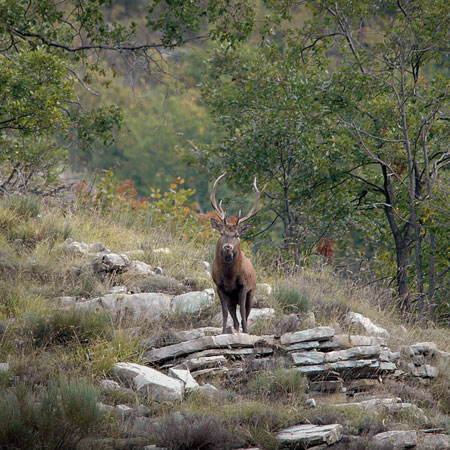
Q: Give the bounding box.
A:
[324,345,381,363]
[110,362,183,402]
[380,348,401,361]
[420,433,450,449]
[410,342,437,356]
[99,379,121,391]
[333,334,387,347]
[280,327,335,345]
[173,355,226,371]
[186,347,274,359]
[291,352,325,366]
[144,333,273,362]
[347,312,389,336]
[286,341,320,351]
[94,292,171,320]
[171,289,215,314]
[115,404,134,421]
[276,424,343,447]
[406,364,438,378]
[168,368,199,392]
[126,260,155,276]
[297,359,376,375]
[191,367,229,378]
[373,430,417,449]
[144,327,222,349]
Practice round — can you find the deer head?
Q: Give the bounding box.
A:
[210,172,264,264]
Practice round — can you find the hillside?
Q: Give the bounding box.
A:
[0,195,449,450]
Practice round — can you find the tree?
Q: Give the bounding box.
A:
[186,0,449,319]
[187,43,353,267]
[0,0,261,194]
[298,0,450,318]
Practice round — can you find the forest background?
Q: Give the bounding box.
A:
[0,0,449,322]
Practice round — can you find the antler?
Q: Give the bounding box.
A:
[210,172,228,224]
[236,177,265,225]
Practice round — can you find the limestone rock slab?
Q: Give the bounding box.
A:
[110,362,183,402]
[280,327,335,345]
[276,424,343,447]
[171,289,215,314]
[347,312,389,336]
[373,430,417,449]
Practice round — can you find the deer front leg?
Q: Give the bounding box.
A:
[239,289,249,333]
[217,287,230,334]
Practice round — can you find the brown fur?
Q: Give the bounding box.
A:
[211,222,256,333]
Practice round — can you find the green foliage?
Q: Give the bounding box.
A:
[25,308,112,348]
[0,378,102,450]
[274,280,311,313]
[249,368,307,401]
[3,195,41,219]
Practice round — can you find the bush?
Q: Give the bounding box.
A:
[274,280,311,313]
[3,195,41,219]
[248,368,307,401]
[152,413,243,450]
[0,377,102,449]
[25,308,112,347]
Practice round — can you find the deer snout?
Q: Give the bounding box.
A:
[223,244,233,252]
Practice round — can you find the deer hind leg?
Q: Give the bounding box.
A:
[245,289,253,322]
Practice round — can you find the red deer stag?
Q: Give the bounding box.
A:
[210,173,264,334]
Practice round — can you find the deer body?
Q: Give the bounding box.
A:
[209,173,264,334]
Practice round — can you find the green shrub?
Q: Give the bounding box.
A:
[25,308,112,347]
[249,368,307,401]
[0,377,102,450]
[152,412,243,450]
[4,195,41,219]
[274,280,311,312]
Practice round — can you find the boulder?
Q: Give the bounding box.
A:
[333,334,387,347]
[171,289,215,314]
[110,362,184,402]
[126,260,156,277]
[276,424,343,447]
[91,253,130,274]
[420,433,450,449]
[280,327,335,345]
[168,368,199,392]
[373,430,417,449]
[347,311,389,336]
[94,292,171,320]
[115,404,134,421]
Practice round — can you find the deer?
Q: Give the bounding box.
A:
[209,172,264,334]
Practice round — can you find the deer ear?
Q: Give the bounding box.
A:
[210,218,224,231]
[239,224,252,235]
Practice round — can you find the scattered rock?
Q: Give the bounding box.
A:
[173,355,226,371]
[97,402,114,415]
[0,362,9,373]
[194,383,220,398]
[276,424,343,447]
[99,379,121,391]
[347,311,389,337]
[110,362,184,402]
[405,363,438,378]
[168,368,199,392]
[420,433,450,449]
[126,260,156,276]
[171,289,215,314]
[109,286,127,294]
[306,398,317,408]
[333,334,387,348]
[91,253,130,274]
[373,430,417,449]
[280,326,335,345]
[115,404,134,421]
